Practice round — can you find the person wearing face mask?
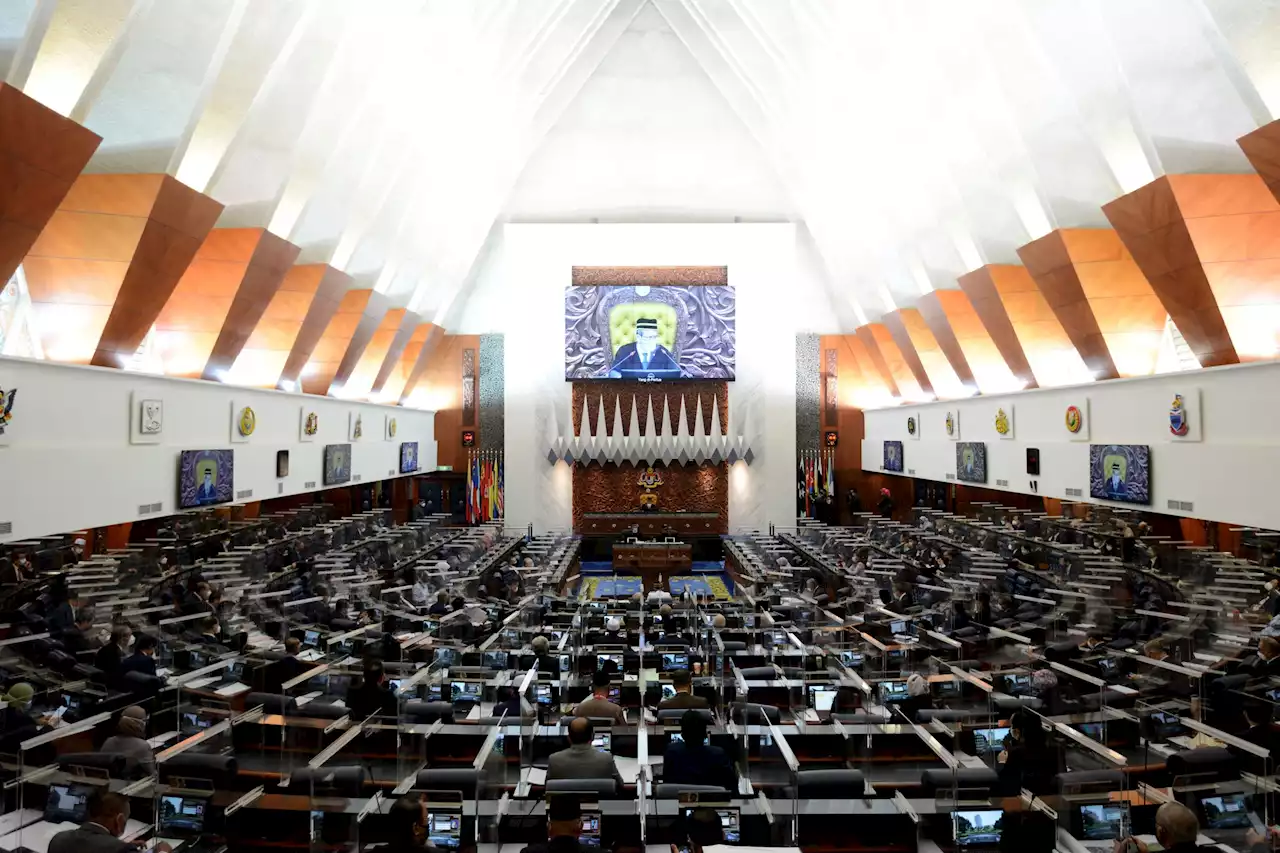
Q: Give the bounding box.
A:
[69,538,86,564]
[121,634,160,679]
[95,625,134,680]
[182,581,213,616]
[99,706,156,777]
[49,790,170,853]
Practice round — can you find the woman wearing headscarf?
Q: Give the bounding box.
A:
[100,706,156,777]
[0,683,40,748]
[877,488,894,519]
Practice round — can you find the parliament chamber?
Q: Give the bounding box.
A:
[4,3,1280,853]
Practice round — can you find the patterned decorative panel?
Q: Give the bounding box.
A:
[572,461,728,532]
[461,348,476,426]
[571,266,728,287]
[796,333,820,450]
[572,382,728,436]
[479,333,504,451]
[823,347,838,426]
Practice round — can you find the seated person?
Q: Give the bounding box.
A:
[494,686,533,719]
[658,669,709,711]
[572,670,626,726]
[663,710,735,791]
[95,625,134,680]
[547,718,622,785]
[61,608,100,654]
[276,637,306,683]
[120,634,160,678]
[0,683,39,749]
[49,790,171,853]
[345,659,399,719]
[520,794,586,853]
[100,705,157,777]
[47,592,81,635]
[1115,801,1222,853]
[374,631,403,663]
[428,591,451,616]
[685,807,726,852]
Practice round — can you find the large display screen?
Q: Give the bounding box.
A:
[399,441,419,474]
[564,285,735,381]
[178,450,234,509]
[956,442,987,483]
[323,443,352,486]
[1090,444,1150,504]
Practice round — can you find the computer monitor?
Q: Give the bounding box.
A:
[180,711,213,734]
[580,811,602,848]
[483,651,509,670]
[225,661,245,682]
[387,678,403,693]
[1097,657,1119,677]
[1149,710,1186,741]
[450,681,481,703]
[890,619,908,635]
[953,809,1003,849]
[935,677,959,698]
[607,685,621,703]
[808,685,837,712]
[44,784,90,824]
[159,795,208,835]
[1079,803,1129,841]
[1200,794,1255,830]
[188,649,207,669]
[839,650,863,668]
[1076,722,1104,741]
[972,727,1010,757]
[426,810,461,848]
[1005,673,1031,693]
[536,683,553,705]
[670,731,710,746]
[435,647,458,666]
[662,652,689,672]
[879,681,909,703]
[682,807,740,844]
[592,732,612,752]
[303,629,320,648]
[661,683,676,701]
[597,653,621,671]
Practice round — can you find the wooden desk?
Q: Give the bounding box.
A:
[612,542,693,590]
[581,512,721,535]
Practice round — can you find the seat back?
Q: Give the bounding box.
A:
[404,701,455,723]
[797,769,864,797]
[654,784,729,798]
[545,778,617,798]
[658,708,711,724]
[246,692,298,715]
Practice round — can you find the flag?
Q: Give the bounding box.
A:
[804,454,813,517]
[496,454,504,519]
[826,450,836,498]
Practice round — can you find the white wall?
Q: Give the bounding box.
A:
[0,357,436,543]
[861,361,1280,530]
[455,222,838,533]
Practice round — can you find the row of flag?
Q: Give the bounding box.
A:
[798,449,836,518]
[467,450,504,524]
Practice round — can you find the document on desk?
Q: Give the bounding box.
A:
[526,767,548,786]
[215,682,251,697]
[186,675,218,689]
[613,755,661,785]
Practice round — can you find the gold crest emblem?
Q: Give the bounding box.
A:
[304,412,318,435]
[389,417,397,438]
[237,406,256,437]
[994,408,1010,436]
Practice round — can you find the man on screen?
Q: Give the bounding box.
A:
[606,318,682,380]
[1104,461,1126,499]
[196,468,218,504]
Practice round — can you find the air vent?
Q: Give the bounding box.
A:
[304,481,316,489]
[996,478,1009,487]
[278,483,284,495]
[1179,501,1194,511]
[1065,487,1083,497]
[945,473,956,481]
[0,522,11,535]
[907,468,916,476]
[353,474,362,482]
[1167,499,1179,510]
[235,489,253,499]
[388,469,395,476]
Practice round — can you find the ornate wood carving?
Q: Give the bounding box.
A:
[572,461,728,533]
[570,266,728,287]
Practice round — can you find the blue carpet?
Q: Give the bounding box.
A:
[581,576,643,598]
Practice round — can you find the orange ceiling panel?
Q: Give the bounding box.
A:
[344,307,419,399]
[232,263,350,388]
[389,323,442,404]
[300,288,390,396]
[1240,119,1280,206]
[918,289,1022,394]
[885,307,965,398]
[859,323,926,402]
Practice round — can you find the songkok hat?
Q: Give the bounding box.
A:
[635,318,658,332]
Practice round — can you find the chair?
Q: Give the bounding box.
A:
[736,666,777,680]
[796,769,865,797]
[245,692,298,715]
[993,694,1043,712]
[1055,769,1124,794]
[1166,747,1239,783]
[403,701,455,723]
[658,708,711,724]
[831,712,890,724]
[654,784,729,798]
[915,709,985,723]
[415,769,481,798]
[160,753,238,788]
[288,766,367,797]
[920,767,998,795]
[730,702,779,724]
[546,778,617,798]
[58,752,125,778]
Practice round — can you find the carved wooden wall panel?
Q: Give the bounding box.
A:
[572,461,728,532]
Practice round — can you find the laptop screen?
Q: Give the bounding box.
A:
[890,620,908,635]
[1201,794,1252,829]
[536,683,553,705]
[682,807,740,844]
[303,630,320,647]
[879,681,909,702]
[954,809,1003,848]
[592,732,612,752]
[159,795,208,834]
[427,811,461,848]
[44,784,90,824]
[661,683,676,700]
[839,650,863,668]
[662,652,689,672]
[580,812,601,848]
[808,685,837,712]
[450,681,481,703]
[1079,803,1129,840]
[972,727,1010,757]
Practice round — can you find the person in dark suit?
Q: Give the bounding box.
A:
[47,592,80,635]
[95,625,133,681]
[605,318,682,380]
[49,790,170,853]
[194,616,223,647]
[374,632,403,663]
[663,710,735,791]
[60,609,99,654]
[658,670,708,711]
[547,717,622,785]
[345,660,398,719]
[275,637,305,684]
[520,794,586,853]
[120,634,159,679]
[428,592,451,616]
